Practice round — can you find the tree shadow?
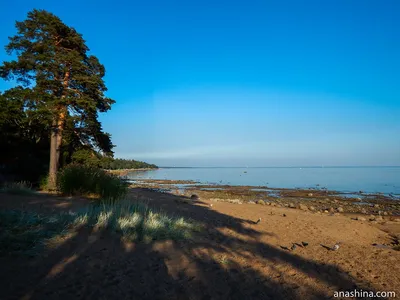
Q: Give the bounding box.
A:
[0,188,389,300]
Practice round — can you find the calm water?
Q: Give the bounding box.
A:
[127,167,400,195]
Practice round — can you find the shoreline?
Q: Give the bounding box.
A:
[129,179,400,217]
[105,168,158,176]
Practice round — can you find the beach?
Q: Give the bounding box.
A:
[1,185,399,299]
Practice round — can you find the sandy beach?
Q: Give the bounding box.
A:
[1,185,399,299]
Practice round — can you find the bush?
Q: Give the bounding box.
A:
[57,164,128,201]
[1,181,36,196]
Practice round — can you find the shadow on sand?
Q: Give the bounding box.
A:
[0,188,386,300]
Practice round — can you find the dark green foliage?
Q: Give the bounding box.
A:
[0,89,50,184]
[70,149,157,169]
[57,164,128,201]
[71,149,101,167]
[99,158,158,170]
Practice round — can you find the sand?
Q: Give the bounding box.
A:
[0,189,399,300]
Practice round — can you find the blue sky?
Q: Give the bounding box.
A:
[1,0,399,167]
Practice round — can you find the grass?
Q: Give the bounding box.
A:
[0,181,36,196]
[0,210,70,256]
[213,254,231,265]
[75,201,201,242]
[57,164,128,201]
[0,200,201,257]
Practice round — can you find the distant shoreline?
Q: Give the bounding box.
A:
[105,168,158,176]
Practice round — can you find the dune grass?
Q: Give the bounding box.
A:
[0,200,201,257]
[71,201,201,242]
[0,209,69,256]
[0,181,36,196]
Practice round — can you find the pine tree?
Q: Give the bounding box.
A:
[0,9,115,189]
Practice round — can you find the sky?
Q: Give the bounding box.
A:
[1,0,399,167]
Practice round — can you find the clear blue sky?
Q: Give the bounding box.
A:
[1,0,399,167]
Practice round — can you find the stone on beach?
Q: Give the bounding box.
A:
[298,203,308,211]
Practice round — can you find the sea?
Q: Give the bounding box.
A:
[127,167,400,196]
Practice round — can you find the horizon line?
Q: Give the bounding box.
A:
[157,166,400,169]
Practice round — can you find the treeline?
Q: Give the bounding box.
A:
[71,149,157,170]
[101,158,157,170]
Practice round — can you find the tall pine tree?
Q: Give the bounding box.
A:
[0,9,115,189]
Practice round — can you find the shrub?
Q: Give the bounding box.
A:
[257,199,265,205]
[39,174,50,191]
[57,164,128,201]
[1,181,36,196]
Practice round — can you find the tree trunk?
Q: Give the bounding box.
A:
[48,118,58,190]
[48,110,66,190]
[48,70,70,190]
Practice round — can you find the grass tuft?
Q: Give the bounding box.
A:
[0,181,36,196]
[0,200,201,257]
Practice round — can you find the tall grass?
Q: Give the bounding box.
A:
[0,201,201,256]
[57,164,128,201]
[0,181,36,196]
[75,201,201,242]
[0,210,69,256]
